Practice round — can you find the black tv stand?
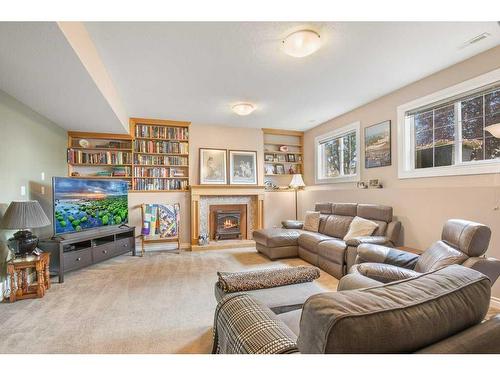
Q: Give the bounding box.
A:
[119,223,131,229]
[39,226,136,283]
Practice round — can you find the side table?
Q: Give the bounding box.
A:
[6,252,51,303]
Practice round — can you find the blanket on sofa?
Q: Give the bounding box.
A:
[216,265,320,293]
[212,293,298,354]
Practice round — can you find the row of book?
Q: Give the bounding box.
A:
[133,167,186,178]
[135,124,189,140]
[134,140,189,154]
[134,178,188,191]
[68,149,132,165]
[134,154,188,166]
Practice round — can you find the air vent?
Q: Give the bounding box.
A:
[464,32,491,46]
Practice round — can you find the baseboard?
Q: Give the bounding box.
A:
[491,297,500,309]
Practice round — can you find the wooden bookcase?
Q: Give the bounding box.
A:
[67,132,133,183]
[262,128,304,191]
[129,117,191,192]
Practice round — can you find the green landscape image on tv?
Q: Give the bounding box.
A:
[53,177,128,235]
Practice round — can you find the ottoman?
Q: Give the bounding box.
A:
[253,228,303,260]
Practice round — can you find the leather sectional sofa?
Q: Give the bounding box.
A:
[253,202,401,279]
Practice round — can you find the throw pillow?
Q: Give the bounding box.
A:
[303,211,321,232]
[343,216,379,241]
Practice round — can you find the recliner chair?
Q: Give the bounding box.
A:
[339,219,500,291]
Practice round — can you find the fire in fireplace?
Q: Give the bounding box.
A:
[215,210,241,240]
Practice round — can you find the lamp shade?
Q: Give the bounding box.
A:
[289,174,306,189]
[485,123,500,138]
[0,200,51,230]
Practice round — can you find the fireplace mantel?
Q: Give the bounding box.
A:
[190,185,265,246]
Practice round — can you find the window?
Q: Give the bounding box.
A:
[315,121,360,183]
[398,69,500,179]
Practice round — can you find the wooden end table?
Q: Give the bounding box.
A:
[6,252,51,303]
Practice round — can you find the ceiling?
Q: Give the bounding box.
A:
[1,22,499,133]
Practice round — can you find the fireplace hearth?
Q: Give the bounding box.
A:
[215,210,241,240]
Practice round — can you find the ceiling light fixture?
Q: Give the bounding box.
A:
[232,103,255,116]
[282,30,321,58]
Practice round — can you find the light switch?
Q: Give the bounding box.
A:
[20,185,26,196]
[41,186,45,195]
[41,172,45,181]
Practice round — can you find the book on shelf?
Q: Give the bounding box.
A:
[67,149,131,165]
[135,124,189,140]
[134,139,189,154]
[133,154,188,166]
[134,178,188,191]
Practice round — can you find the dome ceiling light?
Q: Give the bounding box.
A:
[232,103,255,116]
[282,29,321,58]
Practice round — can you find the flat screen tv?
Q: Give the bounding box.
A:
[53,177,128,235]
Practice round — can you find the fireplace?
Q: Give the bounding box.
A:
[209,204,247,241]
[215,210,241,240]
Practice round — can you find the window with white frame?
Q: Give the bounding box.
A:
[315,121,360,183]
[398,69,500,179]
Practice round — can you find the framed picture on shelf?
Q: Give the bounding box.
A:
[287,154,296,162]
[277,154,286,162]
[275,164,285,174]
[365,120,391,168]
[229,150,258,185]
[265,164,276,175]
[199,148,227,184]
[297,155,303,162]
[264,154,274,162]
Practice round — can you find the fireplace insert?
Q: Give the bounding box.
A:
[215,210,241,240]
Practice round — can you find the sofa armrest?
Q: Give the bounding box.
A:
[462,257,500,285]
[356,263,421,283]
[282,220,304,229]
[345,236,392,247]
[213,293,298,354]
[357,243,419,270]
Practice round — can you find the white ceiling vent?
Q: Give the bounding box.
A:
[462,32,491,48]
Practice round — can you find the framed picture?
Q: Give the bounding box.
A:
[265,164,276,175]
[264,154,274,162]
[275,164,285,174]
[297,155,303,162]
[365,120,391,168]
[277,154,286,162]
[229,150,258,185]
[199,148,227,184]
[287,154,295,162]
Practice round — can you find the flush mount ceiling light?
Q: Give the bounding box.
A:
[232,103,255,116]
[282,29,321,58]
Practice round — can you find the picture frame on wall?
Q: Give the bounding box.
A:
[365,120,391,168]
[199,148,227,184]
[229,150,258,185]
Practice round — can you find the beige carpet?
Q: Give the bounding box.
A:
[0,248,338,354]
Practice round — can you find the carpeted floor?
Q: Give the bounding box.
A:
[0,247,338,354]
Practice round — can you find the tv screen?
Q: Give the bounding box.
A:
[53,177,128,235]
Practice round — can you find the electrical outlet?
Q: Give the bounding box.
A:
[41,186,45,195]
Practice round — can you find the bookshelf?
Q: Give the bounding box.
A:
[130,117,191,192]
[262,128,304,191]
[67,132,133,183]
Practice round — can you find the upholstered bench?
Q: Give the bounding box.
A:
[253,227,303,260]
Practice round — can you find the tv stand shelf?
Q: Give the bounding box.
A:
[39,226,136,283]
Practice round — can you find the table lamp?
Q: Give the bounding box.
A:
[0,200,51,257]
[289,174,306,220]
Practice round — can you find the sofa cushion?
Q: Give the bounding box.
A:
[298,265,491,353]
[298,232,333,253]
[372,220,387,236]
[317,239,348,264]
[414,240,469,273]
[315,202,333,214]
[343,216,379,241]
[333,203,357,217]
[278,309,303,337]
[303,211,320,232]
[253,228,302,248]
[357,204,393,223]
[321,215,353,239]
[441,219,491,257]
